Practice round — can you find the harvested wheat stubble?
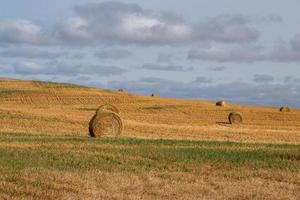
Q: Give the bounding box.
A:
[228,112,243,124]
[96,104,120,115]
[216,100,226,107]
[89,112,123,137]
[280,106,291,112]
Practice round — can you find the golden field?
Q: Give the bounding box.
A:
[1,78,300,143]
[0,77,299,199]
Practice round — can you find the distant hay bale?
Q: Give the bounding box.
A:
[151,93,156,97]
[279,106,290,112]
[216,100,226,107]
[228,112,243,124]
[89,112,123,137]
[96,104,120,115]
[118,89,124,92]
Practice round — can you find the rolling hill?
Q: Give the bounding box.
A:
[0,78,299,199]
[0,77,299,144]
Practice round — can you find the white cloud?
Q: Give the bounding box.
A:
[71,2,260,45]
[114,14,193,44]
[0,19,51,45]
[0,2,264,46]
[55,17,93,43]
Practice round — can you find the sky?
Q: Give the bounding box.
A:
[0,0,300,107]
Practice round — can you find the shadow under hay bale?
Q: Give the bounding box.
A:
[216,100,226,107]
[96,104,120,115]
[228,112,243,124]
[89,112,123,137]
[280,106,291,112]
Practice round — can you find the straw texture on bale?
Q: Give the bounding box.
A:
[228,112,243,124]
[279,106,290,112]
[96,104,120,115]
[89,112,123,137]
[216,100,226,107]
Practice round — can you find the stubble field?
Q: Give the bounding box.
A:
[0,78,299,199]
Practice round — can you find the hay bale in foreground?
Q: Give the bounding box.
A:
[280,106,290,112]
[228,112,242,124]
[96,104,120,115]
[216,100,226,107]
[89,112,123,137]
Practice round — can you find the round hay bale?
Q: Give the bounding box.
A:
[96,104,119,115]
[118,89,124,92]
[216,100,226,107]
[89,112,123,137]
[228,112,243,124]
[279,106,290,112]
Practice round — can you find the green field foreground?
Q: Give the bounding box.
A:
[0,133,299,199]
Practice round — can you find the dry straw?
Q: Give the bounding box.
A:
[216,100,226,107]
[89,112,123,137]
[89,104,123,137]
[279,106,290,112]
[228,112,243,124]
[96,104,120,115]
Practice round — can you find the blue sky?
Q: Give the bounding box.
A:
[0,0,300,107]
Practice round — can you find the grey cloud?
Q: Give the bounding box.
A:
[262,15,282,23]
[107,77,300,107]
[57,2,259,45]
[194,15,259,43]
[70,2,194,45]
[14,61,49,74]
[95,49,132,60]
[291,34,300,51]
[69,53,86,60]
[193,76,212,84]
[75,76,92,82]
[157,53,173,63]
[188,37,300,63]
[141,63,193,72]
[209,66,227,71]
[54,18,93,44]
[267,39,300,62]
[0,48,67,59]
[284,76,300,84]
[188,46,265,63]
[0,2,264,46]
[0,62,13,74]
[0,2,286,48]
[208,14,252,26]
[0,19,54,45]
[253,74,274,83]
[13,61,128,76]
